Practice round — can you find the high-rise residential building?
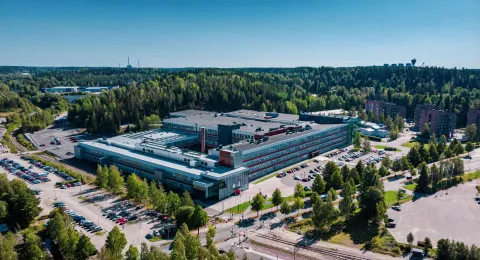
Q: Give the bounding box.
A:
[418,108,456,138]
[467,108,480,127]
[365,100,406,120]
[414,104,440,131]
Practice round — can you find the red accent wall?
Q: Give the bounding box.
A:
[219,151,232,167]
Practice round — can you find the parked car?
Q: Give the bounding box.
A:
[304,186,311,191]
[391,205,401,211]
[386,223,396,228]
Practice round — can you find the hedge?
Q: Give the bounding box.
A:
[29,155,94,183]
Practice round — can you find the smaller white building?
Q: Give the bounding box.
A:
[361,128,389,138]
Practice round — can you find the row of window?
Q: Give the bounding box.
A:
[244,131,347,166]
[249,140,346,179]
[242,126,346,161]
[247,136,347,173]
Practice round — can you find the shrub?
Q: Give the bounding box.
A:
[384,147,397,151]
[392,247,401,255]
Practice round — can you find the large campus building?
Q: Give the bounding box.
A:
[365,100,406,120]
[467,108,480,127]
[414,104,456,138]
[75,109,353,200]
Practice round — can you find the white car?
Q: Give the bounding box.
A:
[293,176,301,180]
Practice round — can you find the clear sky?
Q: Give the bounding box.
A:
[0,0,479,68]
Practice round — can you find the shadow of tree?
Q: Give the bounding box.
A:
[237,217,255,228]
[260,212,276,221]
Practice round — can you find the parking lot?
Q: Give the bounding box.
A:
[0,154,173,250]
[387,182,480,247]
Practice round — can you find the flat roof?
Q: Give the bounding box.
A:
[79,141,246,179]
[169,110,209,117]
[233,123,345,152]
[226,109,300,122]
[166,112,288,134]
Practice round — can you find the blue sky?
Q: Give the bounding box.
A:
[0,0,478,68]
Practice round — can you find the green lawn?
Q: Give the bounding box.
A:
[374,145,401,152]
[149,237,162,242]
[403,183,417,191]
[225,201,251,214]
[401,141,430,150]
[384,190,413,207]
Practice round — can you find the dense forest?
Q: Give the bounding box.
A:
[1,66,480,134]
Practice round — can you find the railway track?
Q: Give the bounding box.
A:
[10,134,28,153]
[253,232,371,260]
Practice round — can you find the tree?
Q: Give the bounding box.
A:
[407,232,414,250]
[149,182,166,213]
[420,123,430,139]
[465,124,477,141]
[466,142,475,156]
[126,174,141,201]
[353,132,362,148]
[107,166,124,194]
[323,161,339,185]
[419,144,429,163]
[407,147,422,167]
[293,197,304,215]
[396,189,404,205]
[96,165,109,188]
[271,188,283,211]
[190,205,208,234]
[379,166,388,177]
[175,206,194,228]
[424,237,432,256]
[389,127,399,140]
[329,170,344,190]
[348,168,360,184]
[76,234,97,260]
[279,201,291,217]
[328,187,337,201]
[293,183,305,198]
[126,245,140,260]
[312,192,336,230]
[362,138,371,154]
[417,162,430,193]
[339,182,355,220]
[382,156,392,169]
[0,232,17,260]
[340,165,350,182]
[0,200,7,220]
[105,226,127,258]
[167,191,182,216]
[411,58,416,66]
[429,144,439,162]
[455,143,465,155]
[251,193,265,217]
[436,238,451,260]
[23,230,45,260]
[312,175,326,195]
[6,179,41,228]
[181,191,195,207]
[355,161,366,180]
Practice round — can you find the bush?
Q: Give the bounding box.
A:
[392,247,401,255]
[384,147,397,151]
[16,133,36,151]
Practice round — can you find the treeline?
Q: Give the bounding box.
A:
[46,209,97,260]
[436,238,480,260]
[0,173,41,228]
[96,223,237,260]
[0,83,34,112]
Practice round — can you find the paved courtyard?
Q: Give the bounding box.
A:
[387,181,480,247]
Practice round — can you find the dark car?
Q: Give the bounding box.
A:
[386,223,396,228]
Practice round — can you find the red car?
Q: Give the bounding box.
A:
[66,183,72,187]
[287,170,294,173]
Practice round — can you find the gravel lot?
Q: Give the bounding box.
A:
[387,182,480,247]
